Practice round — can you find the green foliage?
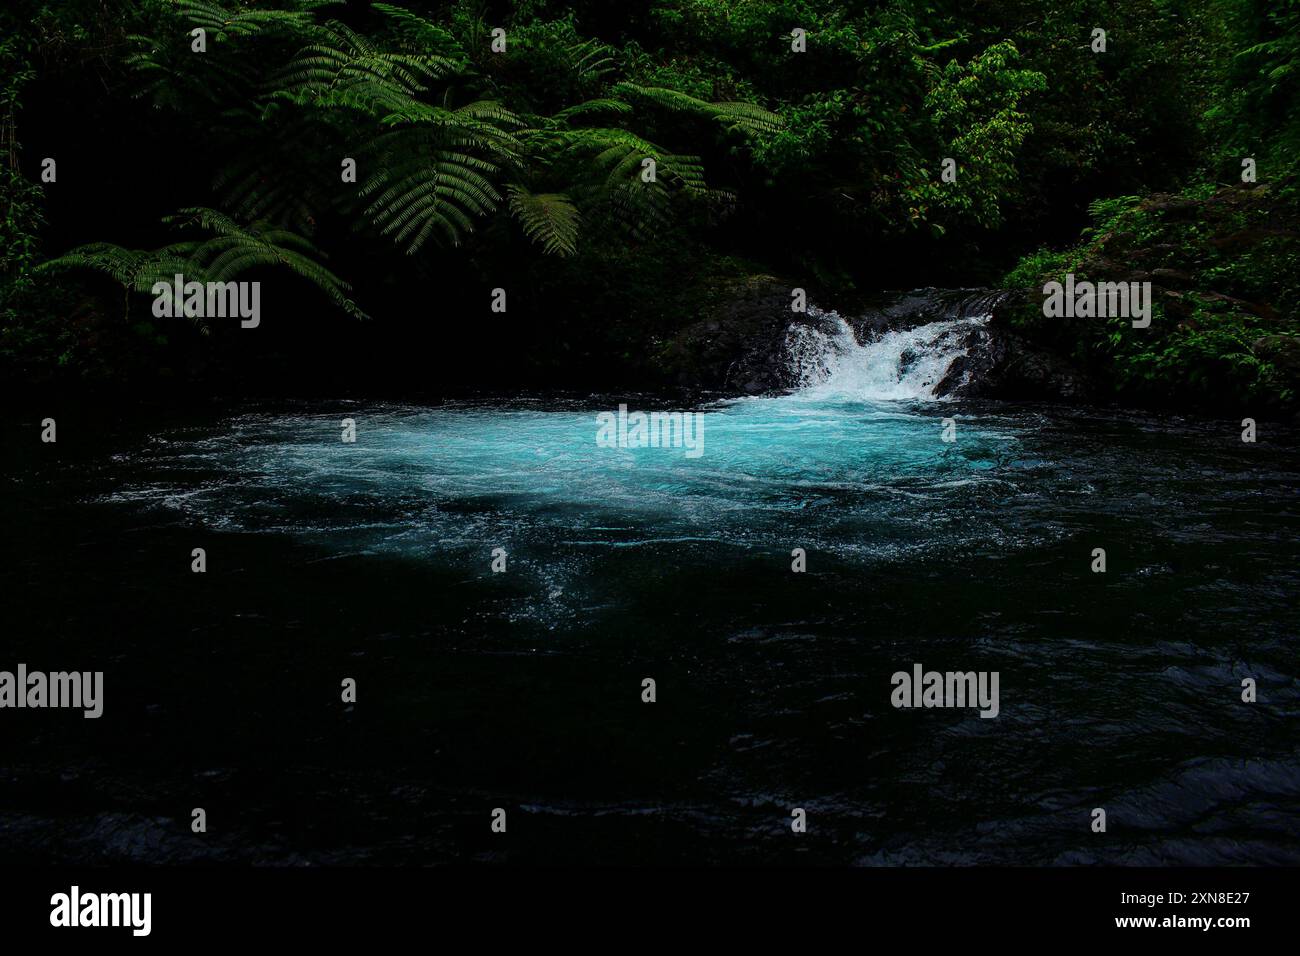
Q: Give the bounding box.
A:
[506,184,580,256]
[115,1,784,258]
[0,36,42,285]
[612,83,782,138]
[1001,247,1068,291]
[272,14,459,115]
[1002,184,1300,411]
[0,31,47,365]
[38,207,364,321]
[1210,0,1300,178]
[5,0,1300,401]
[912,40,1046,228]
[360,123,510,252]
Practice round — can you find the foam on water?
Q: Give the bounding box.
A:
[101,305,1021,575]
[783,306,985,402]
[26,294,1298,865]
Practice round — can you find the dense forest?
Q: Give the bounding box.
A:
[1,0,1297,410]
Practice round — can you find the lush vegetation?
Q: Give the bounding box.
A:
[1,0,1297,406]
[1002,184,1300,411]
[997,0,1300,413]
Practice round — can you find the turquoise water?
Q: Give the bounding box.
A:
[107,314,1024,603]
[4,313,1299,865]
[118,397,1012,556]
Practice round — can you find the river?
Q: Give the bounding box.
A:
[3,301,1298,864]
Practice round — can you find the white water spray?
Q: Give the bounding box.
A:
[785,306,989,401]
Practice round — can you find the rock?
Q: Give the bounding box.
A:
[1202,291,1278,320]
[1143,195,1202,217]
[662,282,1099,404]
[1162,292,1194,321]
[658,276,809,394]
[937,327,1094,402]
[1151,267,1195,287]
[1252,334,1300,377]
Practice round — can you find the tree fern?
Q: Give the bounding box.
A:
[272,18,458,116]
[506,185,580,256]
[74,2,786,295]
[159,0,325,38]
[39,208,363,321]
[212,118,333,231]
[370,2,467,62]
[36,243,190,321]
[548,97,634,125]
[558,35,618,86]
[360,136,503,252]
[164,207,363,317]
[356,97,526,253]
[127,0,322,110]
[611,83,784,138]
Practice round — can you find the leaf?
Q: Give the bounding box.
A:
[507,185,581,256]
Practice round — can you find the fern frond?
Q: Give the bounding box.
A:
[549,98,633,125]
[359,133,503,252]
[564,36,618,83]
[169,0,321,38]
[611,83,784,137]
[272,19,459,116]
[506,185,581,256]
[161,207,362,317]
[40,208,364,320]
[371,2,467,60]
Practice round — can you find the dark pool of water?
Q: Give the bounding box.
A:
[2,396,1298,864]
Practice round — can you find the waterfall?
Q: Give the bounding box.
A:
[784,302,994,401]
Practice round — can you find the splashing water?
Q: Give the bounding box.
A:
[99,303,1013,581]
[10,291,1299,867]
[784,306,987,402]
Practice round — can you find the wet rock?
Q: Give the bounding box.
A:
[658,276,827,394]
[934,326,1094,402]
[661,283,1022,397]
